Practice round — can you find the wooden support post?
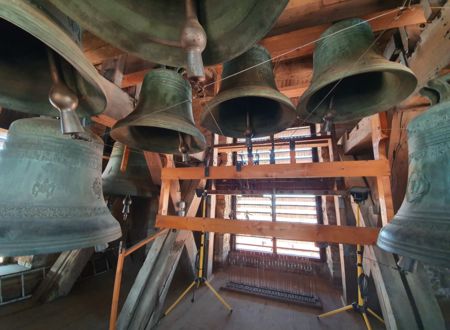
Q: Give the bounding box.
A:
[32,248,94,304]
[109,244,125,330]
[371,113,395,224]
[158,180,171,217]
[116,229,193,329]
[144,152,162,186]
[334,196,357,304]
[115,160,205,329]
[206,134,218,279]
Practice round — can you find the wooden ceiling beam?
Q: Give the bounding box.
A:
[261,5,426,62]
[271,0,405,35]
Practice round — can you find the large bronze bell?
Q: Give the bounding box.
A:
[47,0,288,72]
[0,118,121,256]
[201,45,297,138]
[297,18,417,123]
[0,1,106,117]
[110,69,206,155]
[103,142,154,197]
[377,75,450,267]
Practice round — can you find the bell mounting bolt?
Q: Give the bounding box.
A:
[181,0,207,81]
[47,48,84,135]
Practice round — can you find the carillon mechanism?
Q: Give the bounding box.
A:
[48,0,288,72]
[47,49,84,135]
[122,195,132,221]
[201,45,297,138]
[0,2,106,117]
[181,0,207,81]
[110,68,206,155]
[297,18,417,123]
[244,111,254,162]
[321,96,335,134]
[0,118,121,256]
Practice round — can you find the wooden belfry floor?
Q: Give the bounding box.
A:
[0,265,380,330]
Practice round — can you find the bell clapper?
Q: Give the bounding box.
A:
[244,111,254,165]
[269,135,275,164]
[322,95,335,134]
[181,0,207,81]
[47,49,84,136]
[122,195,132,221]
[178,132,192,163]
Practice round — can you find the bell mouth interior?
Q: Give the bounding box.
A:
[210,96,290,137]
[127,126,195,153]
[306,70,414,122]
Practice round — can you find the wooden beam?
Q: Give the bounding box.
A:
[261,5,426,61]
[371,113,395,224]
[341,117,373,155]
[117,230,190,329]
[144,152,162,186]
[32,248,94,303]
[271,0,405,35]
[161,160,390,180]
[408,2,450,90]
[204,189,346,196]
[156,215,379,245]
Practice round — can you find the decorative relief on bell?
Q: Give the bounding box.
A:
[406,171,430,204]
[31,177,57,199]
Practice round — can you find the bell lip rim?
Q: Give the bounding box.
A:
[200,85,297,137]
[377,235,450,268]
[110,116,207,155]
[0,226,122,257]
[296,63,418,123]
[0,1,107,116]
[45,0,288,67]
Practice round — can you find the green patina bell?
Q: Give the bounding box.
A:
[377,74,450,267]
[0,0,106,117]
[297,18,417,123]
[201,45,296,138]
[47,0,288,73]
[110,69,206,155]
[0,118,121,256]
[103,142,155,197]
